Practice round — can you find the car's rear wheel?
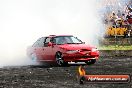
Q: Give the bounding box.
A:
[85,59,96,65]
[31,54,52,67]
[55,52,68,66]
[31,54,38,62]
[31,53,42,65]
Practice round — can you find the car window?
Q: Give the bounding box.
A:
[50,37,57,44]
[32,37,45,47]
[38,37,45,47]
[52,36,83,44]
[44,37,51,47]
[32,39,40,47]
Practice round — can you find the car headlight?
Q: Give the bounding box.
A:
[66,50,79,54]
[92,48,98,52]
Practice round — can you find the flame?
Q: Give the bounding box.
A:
[78,66,86,76]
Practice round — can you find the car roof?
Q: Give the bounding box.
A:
[45,35,73,37]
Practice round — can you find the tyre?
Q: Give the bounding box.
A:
[85,59,96,65]
[31,53,38,62]
[55,52,68,66]
[31,53,41,65]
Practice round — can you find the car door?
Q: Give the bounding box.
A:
[31,38,43,60]
[43,37,54,61]
[36,37,46,61]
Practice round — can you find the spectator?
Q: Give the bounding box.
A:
[121,13,129,27]
[121,13,127,21]
[128,30,131,37]
[110,12,118,20]
[126,12,132,24]
[117,10,122,18]
[115,18,123,28]
[126,12,132,19]
[110,12,118,26]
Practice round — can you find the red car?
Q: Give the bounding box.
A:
[27,35,99,66]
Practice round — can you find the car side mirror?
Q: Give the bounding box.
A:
[48,42,53,46]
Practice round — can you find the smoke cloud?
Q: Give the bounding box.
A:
[0,0,101,67]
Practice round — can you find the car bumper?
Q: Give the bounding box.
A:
[62,51,99,62]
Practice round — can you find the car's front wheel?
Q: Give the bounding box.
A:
[85,59,96,65]
[55,52,68,66]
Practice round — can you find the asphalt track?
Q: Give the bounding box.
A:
[0,56,132,88]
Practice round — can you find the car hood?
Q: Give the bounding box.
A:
[58,44,96,50]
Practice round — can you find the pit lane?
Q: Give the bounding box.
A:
[0,56,132,88]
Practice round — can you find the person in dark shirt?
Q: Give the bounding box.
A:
[126,12,132,24]
[126,12,132,19]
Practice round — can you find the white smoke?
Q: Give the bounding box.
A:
[0,0,101,67]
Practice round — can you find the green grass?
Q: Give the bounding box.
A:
[98,45,132,50]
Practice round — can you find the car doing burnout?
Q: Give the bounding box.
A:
[27,35,99,66]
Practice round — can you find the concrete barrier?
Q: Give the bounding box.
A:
[99,38,132,45]
[99,50,132,57]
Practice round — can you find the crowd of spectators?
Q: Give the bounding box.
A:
[105,10,132,27]
[103,4,132,37]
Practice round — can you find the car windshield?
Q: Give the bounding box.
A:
[52,36,83,45]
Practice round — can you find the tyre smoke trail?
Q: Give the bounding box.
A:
[0,0,103,67]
